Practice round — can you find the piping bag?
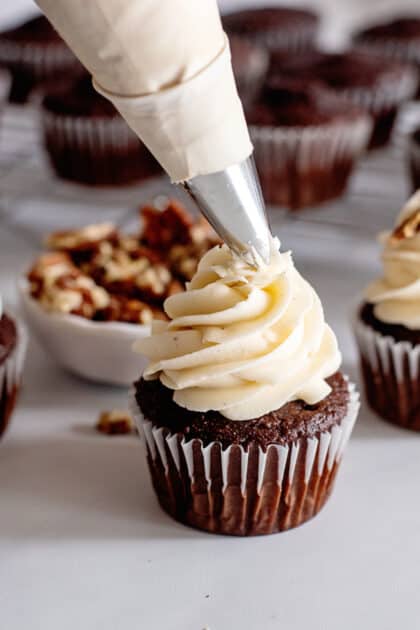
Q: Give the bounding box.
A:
[35,0,271,265]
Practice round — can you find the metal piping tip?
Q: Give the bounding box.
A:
[181,155,271,267]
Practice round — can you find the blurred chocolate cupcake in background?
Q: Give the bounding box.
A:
[269,50,418,149]
[0,306,27,441]
[408,127,420,192]
[229,36,269,109]
[355,17,420,96]
[0,15,81,104]
[248,77,371,210]
[0,69,11,115]
[223,7,319,54]
[41,74,162,187]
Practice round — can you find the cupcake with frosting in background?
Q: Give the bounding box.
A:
[355,190,420,430]
[0,15,81,104]
[0,297,27,440]
[132,238,360,536]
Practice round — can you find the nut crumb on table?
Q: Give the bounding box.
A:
[96,410,135,435]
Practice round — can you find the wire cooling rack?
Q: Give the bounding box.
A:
[1,102,420,247]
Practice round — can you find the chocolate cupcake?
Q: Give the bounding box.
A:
[230,36,268,109]
[0,69,10,113]
[355,17,420,96]
[132,239,359,535]
[408,127,420,192]
[248,78,371,210]
[223,7,319,54]
[0,306,27,440]
[269,50,418,149]
[0,15,81,104]
[41,74,161,187]
[355,191,420,430]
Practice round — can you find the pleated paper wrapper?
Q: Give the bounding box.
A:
[355,316,420,430]
[0,317,28,439]
[131,381,359,536]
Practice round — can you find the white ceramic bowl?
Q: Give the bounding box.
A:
[18,277,150,386]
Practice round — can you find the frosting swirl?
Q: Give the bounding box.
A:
[135,238,341,421]
[365,190,420,329]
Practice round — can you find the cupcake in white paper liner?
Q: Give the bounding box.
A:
[337,60,418,149]
[0,313,28,440]
[248,79,371,210]
[354,317,420,429]
[131,382,359,536]
[408,129,420,193]
[0,15,81,104]
[267,50,418,152]
[40,74,161,187]
[354,17,420,96]
[355,190,420,430]
[132,239,360,535]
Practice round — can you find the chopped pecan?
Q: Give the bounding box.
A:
[141,200,194,249]
[96,410,135,435]
[46,223,118,251]
[95,294,155,324]
[390,209,420,244]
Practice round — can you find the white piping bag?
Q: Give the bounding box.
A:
[36,0,271,264]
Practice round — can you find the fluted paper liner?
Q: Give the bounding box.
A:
[226,18,318,53]
[356,39,420,68]
[130,381,359,536]
[250,115,371,210]
[0,36,79,103]
[408,135,420,192]
[337,63,418,148]
[0,317,28,439]
[355,316,420,430]
[41,108,160,186]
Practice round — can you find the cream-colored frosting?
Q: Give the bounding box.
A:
[134,239,341,421]
[35,0,252,182]
[365,190,420,329]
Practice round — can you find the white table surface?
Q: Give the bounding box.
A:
[2,104,420,629]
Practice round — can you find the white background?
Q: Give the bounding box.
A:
[2,2,420,630]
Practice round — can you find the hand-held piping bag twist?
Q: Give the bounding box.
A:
[134,238,342,421]
[35,0,271,264]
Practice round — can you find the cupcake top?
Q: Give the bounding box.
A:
[356,17,420,42]
[223,7,318,37]
[247,77,357,127]
[135,238,341,421]
[0,15,63,44]
[42,74,117,118]
[269,50,406,90]
[365,190,420,330]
